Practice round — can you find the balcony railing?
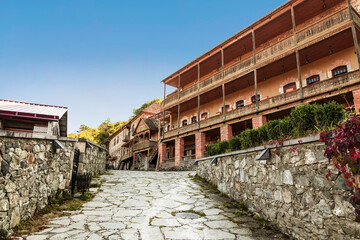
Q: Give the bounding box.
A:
[133,140,157,152]
[120,151,132,161]
[163,70,360,139]
[353,8,360,27]
[164,7,350,108]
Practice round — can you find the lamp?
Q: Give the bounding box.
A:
[305,56,309,64]
[329,46,333,55]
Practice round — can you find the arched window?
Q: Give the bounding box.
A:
[251,95,261,103]
[306,75,320,85]
[236,100,244,109]
[182,119,188,126]
[283,82,296,93]
[201,112,208,120]
[221,105,230,113]
[332,65,347,77]
[191,116,197,124]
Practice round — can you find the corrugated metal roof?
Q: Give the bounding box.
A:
[0,99,67,120]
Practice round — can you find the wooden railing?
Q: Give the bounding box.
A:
[353,8,360,27]
[120,151,132,161]
[163,70,360,139]
[133,140,157,152]
[164,7,350,108]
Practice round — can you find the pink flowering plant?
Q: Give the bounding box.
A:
[320,115,360,221]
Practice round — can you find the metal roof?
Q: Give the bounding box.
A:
[0,99,68,121]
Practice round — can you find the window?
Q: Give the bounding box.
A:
[201,112,208,120]
[236,100,244,109]
[221,105,230,113]
[283,82,296,93]
[191,116,197,124]
[332,65,347,77]
[306,75,320,85]
[251,95,261,103]
[182,119,188,126]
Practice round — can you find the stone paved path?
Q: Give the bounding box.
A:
[24,171,286,240]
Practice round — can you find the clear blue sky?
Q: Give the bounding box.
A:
[0,0,285,133]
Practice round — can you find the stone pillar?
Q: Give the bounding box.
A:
[158,142,166,168]
[220,125,233,141]
[196,132,206,159]
[175,138,184,166]
[353,89,360,114]
[252,115,267,129]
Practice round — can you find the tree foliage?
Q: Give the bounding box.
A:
[131,98,162,118]
[68,118,128,146]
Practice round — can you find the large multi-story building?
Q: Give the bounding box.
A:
[107,102,161,170]
[157,0,360,168]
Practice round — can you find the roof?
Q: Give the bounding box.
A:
[161,0,295,84]
[0,99,68,121]
[144,118,159,131]
[106,102,161,142]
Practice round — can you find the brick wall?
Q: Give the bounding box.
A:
[195,132,206,159]
[252,115,267,129]
[220,125,233,141]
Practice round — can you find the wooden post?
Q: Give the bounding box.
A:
[254,69,258,111]
[252,29,259,111]
[132,153,135,170]
[162,83,166,139]
[222,84,226,120]
[197,95,200,129]
[291,6,297,43]
[221,49,224,77]
[351,25,360,68]
[197,63,201,129]
[169,114,172,131]
[295,51,303,98]
[177,104,180,134]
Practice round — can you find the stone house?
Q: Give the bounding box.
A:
[106,102,161,170]
[157,0,360,168]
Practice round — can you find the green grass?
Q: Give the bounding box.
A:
[171,210,205,217]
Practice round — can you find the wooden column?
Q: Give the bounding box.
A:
[197,63,201,129]
[347,0,360,67]
[162,83,166,139]
[295,51,303,98]
[291,7,303,98]
[221,49,224,76]
[252,29,259,111]
[177,75,181,134]
[169,114,172,131]
[222,84,226,120]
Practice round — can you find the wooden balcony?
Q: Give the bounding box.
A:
[133,140,157,152]
[122,135,130,142]
[164,7,352,109]
[120,151,132,161]
[163,70,360,139]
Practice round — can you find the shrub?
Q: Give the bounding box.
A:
[279,116,292,137]
[257,126,269,143]
[265,119,281,140]
[290,104,316,136]
[219,141,229,153]
[207,143,222,156]
[229,136,242,151]
[240,129,259,149]
[314,101,344,130]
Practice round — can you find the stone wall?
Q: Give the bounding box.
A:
[0,132,107,233]
[196,136,360,240]
[75,140,107,175]
[0,137,75,232]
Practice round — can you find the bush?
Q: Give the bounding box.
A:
[257,126,269,143]
[265,119,281,140]
[279,116,292,137]
[314,101,344,130]
[219,141,229,153]
[229,136,242,151]
[207,143,222,156]
[290,104,316,136]
[240,129,260,149]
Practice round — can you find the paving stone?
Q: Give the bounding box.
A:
[23,171,284,240]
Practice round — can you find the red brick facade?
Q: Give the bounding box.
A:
[175,138,184,166]
[195,132,206,159]
[158,142,166,168]
[353,89,360,114]
[252,116,267,129]
[220,125,233,141]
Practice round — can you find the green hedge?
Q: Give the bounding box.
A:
[206,101,345,156]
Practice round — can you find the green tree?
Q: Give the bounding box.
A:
[131,98,162,118]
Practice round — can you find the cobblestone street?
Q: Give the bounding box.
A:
[25,171,286,240]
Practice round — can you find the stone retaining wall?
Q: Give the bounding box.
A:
[196,136,360,240]
[0,132,107,233]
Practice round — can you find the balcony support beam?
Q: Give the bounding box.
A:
[252,29,259,112]
[162,83,166,139]
[347,0,360,67]
[222,84,226,120]
[197,95,200,129]
[177,104,180,134]
[290,6,297,42]
[295,51,303,98]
